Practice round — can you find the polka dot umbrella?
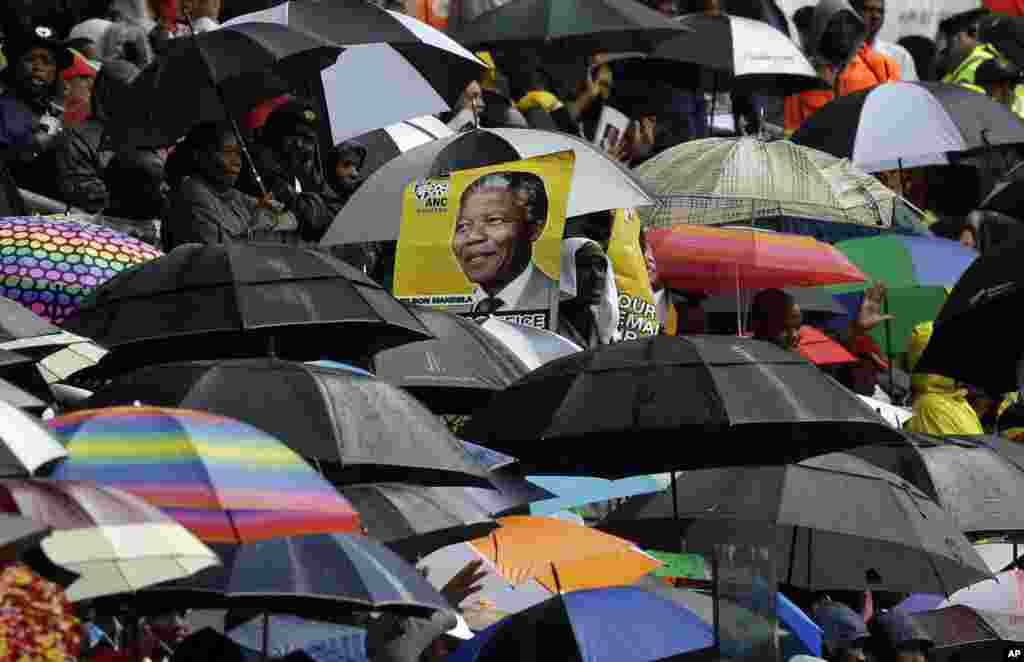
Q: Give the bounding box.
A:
[0,217,162,324]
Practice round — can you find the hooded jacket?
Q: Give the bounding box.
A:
[784,0,900,133]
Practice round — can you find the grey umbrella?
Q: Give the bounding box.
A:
[850,433,1024,539]
[600,453,992,595]
[913,605,1024,662]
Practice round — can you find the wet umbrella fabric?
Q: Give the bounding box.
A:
[914,237,1024,394]
[354,115,453,179]
[143,532,451,619]
[464,335,905,478]
[913,606,1024,662]
[791,82,1024,172]
[0,398,66,476]
[63,243,430,374]
[600,453,992,594]
[0,513,50,563]
[82,360,491,488]
[320,128,653,246]
[0,349,54,409]
[850,433,1024,537]
[373,306,530,414]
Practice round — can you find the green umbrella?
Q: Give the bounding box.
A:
[826,235,977,354]
[646,550,707,580]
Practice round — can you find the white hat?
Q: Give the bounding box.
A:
[446,613,475,640]
[68,18,114,45]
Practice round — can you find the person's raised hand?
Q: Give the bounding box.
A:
[441,559,487,608]
[856,281,895,333]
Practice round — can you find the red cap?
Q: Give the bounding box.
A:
[245,94,292,131]
[850,334,889,369]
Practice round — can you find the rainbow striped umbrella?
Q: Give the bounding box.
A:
[647,225,866,294]
[48,407,361,544]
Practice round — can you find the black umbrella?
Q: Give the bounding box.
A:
[338,482,498,561]
[702,287,848,320]
[106,23,340,149]
[0,349,52,409]
[913,605,1024,662]
[84,358,490,487]
[914,237,1024,394]
[849,433,1024,539]
[980,161,1024,223]
[449,0,689,56]
[352,116,453,179]
[0,512,50,562]
[63,243,430,374]
[373,306,530,414]
[138,533,451,619]
[792,82,1024,173]
[223,0,488,106]
[0,297,65,346]
[464,335,906,478]
[600,453,992,595]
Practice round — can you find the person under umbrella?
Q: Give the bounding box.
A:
[868,608,933,662]
[558,238,620,348]
[236,98,343,244]
[164,121,299,248]
[851,0,917,80]
[904,320,984,435]
[814,600,870,662]
[976,56,1023,114]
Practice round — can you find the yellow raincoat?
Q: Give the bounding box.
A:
[904,321,983,435]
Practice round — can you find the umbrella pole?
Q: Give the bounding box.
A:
[883,295,895,400]
[262,611,270,661]
[708,73,719,136]
[182,11,269,198]
[711,554,720,647]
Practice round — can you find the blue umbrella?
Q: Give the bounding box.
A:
[525,476,665,516]
[228,613,368,662]
[447,586,713,662]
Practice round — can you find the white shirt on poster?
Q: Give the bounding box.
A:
[469,261,557,312]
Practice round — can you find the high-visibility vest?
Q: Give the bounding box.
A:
[944,44,1024,120]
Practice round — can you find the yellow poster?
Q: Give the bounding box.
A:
[608,208,659,340]
[394,151,575,331]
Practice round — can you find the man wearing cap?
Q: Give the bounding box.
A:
[238,99,343,244]
[0,25,74,199]
[814,600,871,662]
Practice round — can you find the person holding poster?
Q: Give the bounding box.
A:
[393,151,573,331]
[606,208,660,341]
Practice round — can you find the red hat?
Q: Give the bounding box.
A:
[245,94,292,131]
[850,334,889,369]
[62,50,98,81]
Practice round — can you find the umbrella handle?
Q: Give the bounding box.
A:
[182,10,269,198]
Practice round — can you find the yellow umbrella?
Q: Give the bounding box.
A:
[469,515,661,593]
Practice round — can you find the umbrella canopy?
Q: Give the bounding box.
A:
[320,128,653,246]
[35,341,107,385]
[645,224,867,293]
[468,515,662,593]
[449,0,688,55]
[49,406,363,544]
[227,613,368,661]
[0,295,71,348]
[914,236,1024,394]
[601,454,992,595]
[373,306,530,414]
[143,532,451,619]
[980,161,1024,219]
[62,243,430,373]
[0,375,47,412]
[448,587,713,662]
[226,0,486,109]
[339,482,498,560]
[354,115,454,179]
[0,513,51,563]
[858,395,912,429]
[82,360,492,487]
[0,216,162,324]
[791,82,1024,172]
[793,325,856,366]
[0,398,66,476]
[827,234,977,354]
[635,137,901,230]
[107,22,342,149]
[525,474,664,516]
[913,606,1024,662]
[0,479,219,601]
[0,348,53,410]
[464,335,904,478]
[704,287,848,320]
[849,433,1024,538]
[645,14,821,94]
[478,316,582,371]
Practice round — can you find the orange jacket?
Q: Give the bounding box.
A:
[785,45,900,133]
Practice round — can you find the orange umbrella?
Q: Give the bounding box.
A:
[795,325,857,365]
[469,515,662,593]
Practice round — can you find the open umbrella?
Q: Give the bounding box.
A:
[107,22,342,150]
[373,306,530,414]
[704,287,848,321]
[827,234,977,354]
[913,606,1024,662]
[791,82,1024,172]
[478,316,582,371]
[354,115,454,179]
[0,513,51,562]
[62,243,430,373]
[319,128,653,246]
[600,453,993,595]
[792,326,856,366]
[0,216,162,324]
[339,482,498,560]
[448,0,689,55]
[49,406,363,544]
[464,335,904,478]
[468,515,662,593]
[914,236,1024,394]
[645,224,867,293]
[0,398,66,476]
[849,433,1024,538]
[447,587,713,662]
[635,137,904,231]
[0,479,219,601]
[0,348,54,409]
[140,532,451,619]
[82,360,491,487]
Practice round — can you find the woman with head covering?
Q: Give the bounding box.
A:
[164,121,298,249]
[903,319,984,435]
[558,237,621,348]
